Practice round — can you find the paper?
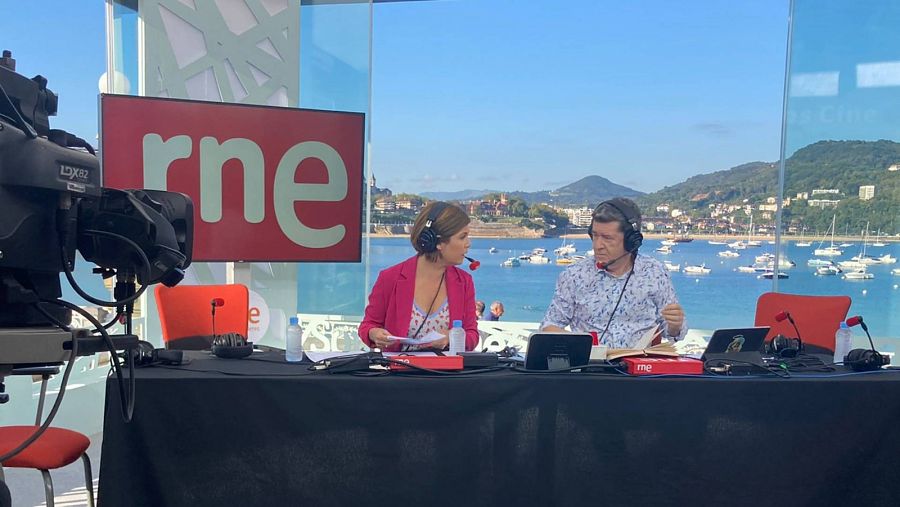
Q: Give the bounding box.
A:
[387,330,445,346]
[384,351,439,357]
[633,324,661,350]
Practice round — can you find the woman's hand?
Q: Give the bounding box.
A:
[369,328,393,349]
[426,335,449,351]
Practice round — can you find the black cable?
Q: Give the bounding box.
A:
[0,306,79,463]
[39,298,135,422]
[60,229,150,308]
[0,80,37,138]
[704,358,791,378]
[93,312,124,333]
[402,270,445,352]
[598,254,636,344]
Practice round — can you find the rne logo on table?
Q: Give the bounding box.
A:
[101,94,365,262]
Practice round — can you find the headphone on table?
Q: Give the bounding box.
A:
[844,348,887,372]
[130,340,184,367]
[590,199,644,252]
[416,202,451,253]
[767,334,802,358]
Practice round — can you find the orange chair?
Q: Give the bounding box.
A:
[155,284,249,350]
[754,292,851,354]
[0,367,95,507]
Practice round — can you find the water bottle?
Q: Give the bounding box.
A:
[834,322,853,364]
[286,317,304,362]
[448,319,465,355]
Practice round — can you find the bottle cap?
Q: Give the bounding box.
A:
[290,317,298,325]
[839,322,848,329]
[452,319,462,328]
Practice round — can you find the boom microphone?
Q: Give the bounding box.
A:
[210,298,225,342]
[464,255,480,271]
[844,315,889,371]
[596,250,633,271]
[846,315,875,350]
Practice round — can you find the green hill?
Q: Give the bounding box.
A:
[637,140,900,234]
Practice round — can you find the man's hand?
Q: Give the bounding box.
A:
[369,328,393,349]
[661,303,685,336]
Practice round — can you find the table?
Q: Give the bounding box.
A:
[98,351,900,506]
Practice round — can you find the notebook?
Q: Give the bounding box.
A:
[701,327,770,364]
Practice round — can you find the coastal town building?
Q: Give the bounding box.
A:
[859,185,875,200]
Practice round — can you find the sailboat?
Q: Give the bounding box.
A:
[872,230,887,247]
[708,229,727,245]
[814,215,842,257]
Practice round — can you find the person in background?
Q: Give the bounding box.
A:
[541,197,686,348]
[485,301,504,321]
[359,201,480,352]
[475,300,486,320]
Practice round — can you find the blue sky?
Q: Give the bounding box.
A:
[3,0,789,195]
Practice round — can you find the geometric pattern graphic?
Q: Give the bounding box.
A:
[140,0,299,106]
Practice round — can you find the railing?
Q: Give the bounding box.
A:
[297,313,712,353]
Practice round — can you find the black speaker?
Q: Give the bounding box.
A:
[416,202,450,253]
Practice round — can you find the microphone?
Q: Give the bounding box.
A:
[210,298,225,343]
[596,250,633,271]
[846,315,876,350]
[774,310,803,350]
[464,255,480,271]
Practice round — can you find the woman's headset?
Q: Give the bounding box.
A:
[416,202,450,253]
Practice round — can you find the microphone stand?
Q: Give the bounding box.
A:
[784,314,803,350]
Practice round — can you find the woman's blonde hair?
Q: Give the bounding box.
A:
[410,201,470,262]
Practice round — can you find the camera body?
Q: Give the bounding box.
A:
[0,52,193,330]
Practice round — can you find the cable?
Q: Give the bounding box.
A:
[59,229,150,308]
[598,258,636,343]
[39,298,134,422]
[0,307,79,463]
[703,358,791,378]
[93,312,124,334]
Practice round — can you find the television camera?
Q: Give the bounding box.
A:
[0,50,193,384]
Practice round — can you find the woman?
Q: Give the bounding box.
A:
[359,201,480,352]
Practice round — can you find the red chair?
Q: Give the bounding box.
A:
[754,292,852,354]
[0,367,94,507]
[155,284,250,350]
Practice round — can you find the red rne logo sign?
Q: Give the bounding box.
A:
[100,94,364,262]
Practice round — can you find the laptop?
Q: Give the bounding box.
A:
[524,333,593,370]
[701,327,770,364]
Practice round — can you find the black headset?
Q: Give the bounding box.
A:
[416,202,450,253]
[844,348,887,371]
[130,340,184,367]
[766,334,802,358]
[591,199,644,252]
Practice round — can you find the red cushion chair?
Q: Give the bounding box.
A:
[155,284,250,350]
[0,367,95,507]
[755,292,852,354]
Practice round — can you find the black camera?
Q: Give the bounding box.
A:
[0,50,194,329]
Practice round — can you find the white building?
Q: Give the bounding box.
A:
[808,199,840,209]
[859,185,875,200]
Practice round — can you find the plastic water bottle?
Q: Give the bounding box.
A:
[834,322,853,364]
[286,317,303,362]
[448,319,465,355]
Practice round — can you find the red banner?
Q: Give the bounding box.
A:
[100,94,364,262]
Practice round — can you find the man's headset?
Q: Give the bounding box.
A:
[591,199,644,271]
[416,202,450,253]
[589,199,644,252]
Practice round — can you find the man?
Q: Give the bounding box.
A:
[541,197,686,348]
[475,300,486,320]
[485,301,504,321]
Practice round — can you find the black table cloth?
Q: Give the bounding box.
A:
[98,351,900,506]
